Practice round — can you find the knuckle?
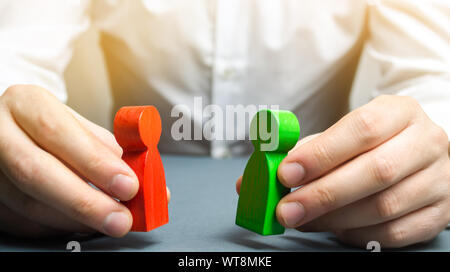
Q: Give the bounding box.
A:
[429,125,449,152]
[1,86,24,109]
[86,150,108,173]
[401,96,421,108]
[375,191,401,219]
[427,205,444,225]
[401,96,425,119]
[7,154,43,190]
[2,85,42,106]
[70,196,98,221]
[373,94,391,102]
[416,207,443,241]
[373,94,399,107]
[371,155,398,186]
[311,142,334,165]
[35,110,61,138]
[2,85,23,100]
[420,221,436,237]
[2,85,55,124]
[384,223,407,246]
[313,186,338,210]
[352,109,381,145]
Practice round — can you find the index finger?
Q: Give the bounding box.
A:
[4,85,138,201]
[0,106,132,237]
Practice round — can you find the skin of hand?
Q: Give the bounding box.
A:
[0,84,170,238]
[236,95,450,248]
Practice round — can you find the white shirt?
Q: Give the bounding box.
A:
[0,0,449,157]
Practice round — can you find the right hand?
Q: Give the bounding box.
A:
[0,84,141,238]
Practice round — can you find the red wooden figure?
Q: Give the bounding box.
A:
[113,106,169,232]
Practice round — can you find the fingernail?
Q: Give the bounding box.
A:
[103,212,131,237]
[166,187,171,203]
[279,162,305,186]
[110,174,137,200]
[279,202,305,227]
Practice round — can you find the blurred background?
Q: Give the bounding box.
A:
[64,26,380,132]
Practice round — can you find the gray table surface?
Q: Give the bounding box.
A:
[0,155,449,252]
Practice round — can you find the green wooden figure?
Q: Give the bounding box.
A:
[236,109,300,235]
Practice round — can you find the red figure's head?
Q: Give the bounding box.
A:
[113,106,162,151]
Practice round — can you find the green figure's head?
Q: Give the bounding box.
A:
[250,109,300,152]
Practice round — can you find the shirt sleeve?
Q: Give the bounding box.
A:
[366,0,450,138]
[0,0,91,102]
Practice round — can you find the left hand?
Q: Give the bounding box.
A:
[236,95,450,248]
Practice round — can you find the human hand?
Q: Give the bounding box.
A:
[0,85,160,238]
[237,95,450,248]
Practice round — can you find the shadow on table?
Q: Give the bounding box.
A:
[383,236,443,252]
[80,232,161,251]
[0,232,160,252]
[0,232,97,252]
[220,228,357,251]
[220,229,282,251]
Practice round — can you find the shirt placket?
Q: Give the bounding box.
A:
[210,0,249,158]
